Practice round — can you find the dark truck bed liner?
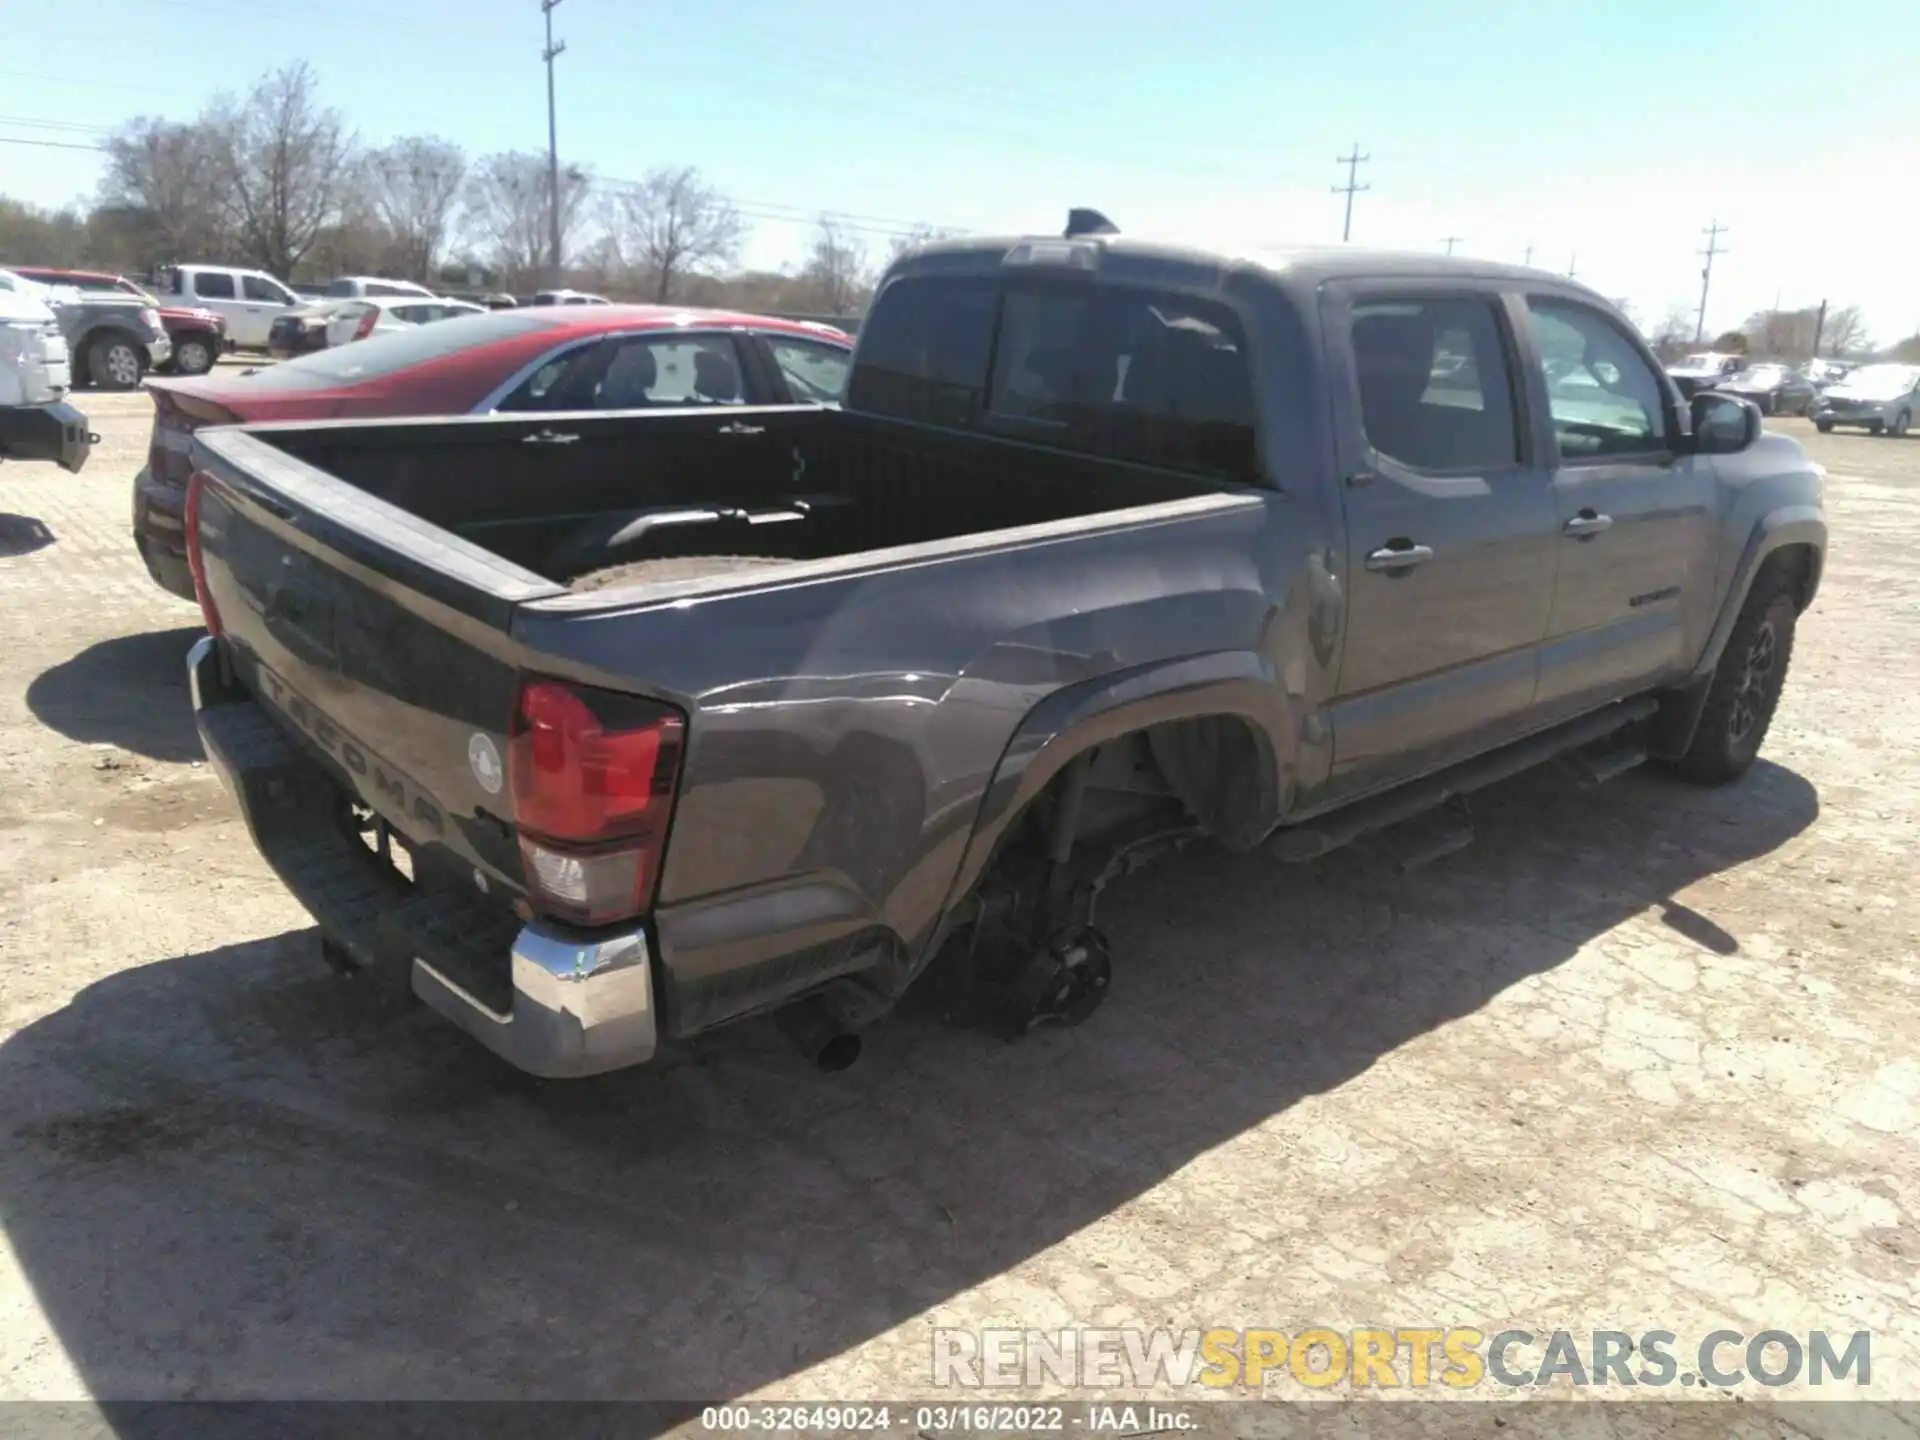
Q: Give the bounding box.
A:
[253,404,1223,591]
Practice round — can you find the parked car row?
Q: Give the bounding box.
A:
[267,296,488,360]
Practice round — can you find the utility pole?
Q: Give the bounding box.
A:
[1695,219,1727,345]
[1441,235,1462,256]
[1567,252,1578,280]
[541,0,567,286]
[1522,244,1534,267]
[1331,144,1370,243]
[1811,297,1828,357]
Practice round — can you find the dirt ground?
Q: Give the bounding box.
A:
[0,389,1916,1428]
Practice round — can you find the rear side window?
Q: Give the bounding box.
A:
[193,272,236,299]
[325,279,356,296]
[367,281,416,298]
[848,275,997,427]
[1351,298,1520,472]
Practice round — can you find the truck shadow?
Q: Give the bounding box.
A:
[0,513,56,558]
[0,759,1816,1416]
[25,626,205,762]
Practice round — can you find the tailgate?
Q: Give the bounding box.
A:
[189,424,566,890]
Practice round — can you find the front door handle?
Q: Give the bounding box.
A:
[1365,542,1434,572]
[1564,510,1614,538]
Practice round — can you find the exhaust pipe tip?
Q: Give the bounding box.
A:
[776,998,863,1073]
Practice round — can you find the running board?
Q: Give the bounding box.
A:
[1272,697,1659,864]
[1564,743,1650,788]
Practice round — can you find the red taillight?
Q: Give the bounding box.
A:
[509,679,685,926]
[183,470,223,637]
[353,307,379,340]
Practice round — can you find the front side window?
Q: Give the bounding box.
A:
[193,272,236,299]
[242,274,292,304]
[1526,299,1668,459]
[766,335,852,403]
[1351,297,1520,472]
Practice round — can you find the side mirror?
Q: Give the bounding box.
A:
[1691,391,1760,454]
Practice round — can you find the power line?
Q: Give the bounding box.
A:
[1331,144,1370,243]
[540,0,566,285]
[0,134,104,152]
[1695,219,1727,344]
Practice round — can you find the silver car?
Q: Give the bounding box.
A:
[1810,363,1920,437]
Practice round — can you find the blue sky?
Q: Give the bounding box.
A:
[4,0,1916,341]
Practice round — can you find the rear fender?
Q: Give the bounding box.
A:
[940,649,1290,917]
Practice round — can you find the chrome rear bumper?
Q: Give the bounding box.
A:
[189,634,659,1078]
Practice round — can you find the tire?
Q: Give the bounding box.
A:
[1869,420,1885,436]
[569,554,789,592]
[1892,409,1912,439]
[1815,419,1834,434]
[172,337,215,376]
[1667,579,1796,785]
[87,332,146,390]
[1755,394,1773,416]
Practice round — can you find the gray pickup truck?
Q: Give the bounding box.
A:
[183,215,1825,1078]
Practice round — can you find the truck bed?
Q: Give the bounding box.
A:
[244,404,1224,591]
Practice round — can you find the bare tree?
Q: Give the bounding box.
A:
[802,217,871,315]
[1892,332,1920,364]
[464,150,591,287]
[1650,301,1696,359]
[366,136,467,281]
[607,167,743,302]
[98,116,231,266]
[886,224,957,265]
[207,63,357,277]
[1820,304,1868,357]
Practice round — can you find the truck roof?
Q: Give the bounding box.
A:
[897,232,1574,293]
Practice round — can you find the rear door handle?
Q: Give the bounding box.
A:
[1563,510,1614,538]
[716,421,765,436]
[1365,542,1434,572]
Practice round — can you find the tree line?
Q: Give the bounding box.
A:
[0,62,931,313]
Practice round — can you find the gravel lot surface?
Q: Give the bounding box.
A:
[1,391,1915,1429]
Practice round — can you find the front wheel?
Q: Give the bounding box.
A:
[1815,419,1834,433]
[1892,409,1912,438]
[1869,420,1886,436]
[87,333,146,390]
[172,337,215,376]
[1666,582,1796,785]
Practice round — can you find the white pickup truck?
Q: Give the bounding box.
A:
[0,271,93,471]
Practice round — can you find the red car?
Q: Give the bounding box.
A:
[9,267,229,377]
[136,304,854,599]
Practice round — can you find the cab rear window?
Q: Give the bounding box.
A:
[850,274,1257,477]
